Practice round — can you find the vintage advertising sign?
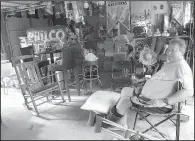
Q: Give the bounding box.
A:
[169,1,184,25]
[26,26,67,54]
[26,26,67,45]
[106,1,130,35]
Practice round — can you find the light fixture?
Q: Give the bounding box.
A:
[83,2,89,9]
[98,1,105,6]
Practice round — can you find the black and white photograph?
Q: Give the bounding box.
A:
[1,1,194,140]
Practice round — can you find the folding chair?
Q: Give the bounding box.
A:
[13,60,65,116]
[131,80,185,140]
[92,111,161,140]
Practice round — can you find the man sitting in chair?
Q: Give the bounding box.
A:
[103,38,194,127]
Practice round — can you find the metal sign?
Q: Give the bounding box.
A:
[26,26,67,45]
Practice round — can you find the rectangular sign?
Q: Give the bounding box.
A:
[106,1,130,35]
[26,26,67,44]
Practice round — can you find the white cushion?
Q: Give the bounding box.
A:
[81,91,120,114]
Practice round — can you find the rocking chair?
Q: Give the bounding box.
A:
[13,60,65,116]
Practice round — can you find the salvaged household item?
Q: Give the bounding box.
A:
[1,61,17,94]
[13,60,65,116]
[111,61,132,91]
[48,45,81,101]
[82,60,102,93]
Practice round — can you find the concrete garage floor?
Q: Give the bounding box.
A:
[1,87,194,140]
[1,71,194,140]
[1,88,107,140]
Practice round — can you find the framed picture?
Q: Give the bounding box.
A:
[160,5,164,10]
[153,5,157,11]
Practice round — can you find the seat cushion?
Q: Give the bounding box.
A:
[31,82,58,94]
[81,91,120,114]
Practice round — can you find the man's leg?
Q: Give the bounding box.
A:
[103,87,134,127]
[116,87,134,115]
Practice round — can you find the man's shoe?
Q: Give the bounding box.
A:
[102,106,123,128]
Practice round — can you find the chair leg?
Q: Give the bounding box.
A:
[60,91,65,102]
[2,80,8,95]
[166,115,176,126]
[73,68,80,96]
[21,88,32,110]
[176,102,181,140]
[139,113,150,120]
[29,92,39,116]
[63,71,71,102]
[176,114,181,140]
[133,112,138,130]
[57,81,65,102]
[46,92,50,101]
[138,111,170,139]
[94,115,103,133]
[97,78,102,88]
[88,111,96,126]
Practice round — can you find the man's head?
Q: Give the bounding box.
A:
[166,38,186,62]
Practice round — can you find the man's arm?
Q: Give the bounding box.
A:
[167,64,194,105]
[167,89,193,105]
[146,63,194,107]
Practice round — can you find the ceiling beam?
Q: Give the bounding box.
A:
[10,1,40,4]
[1,2,21,7]
[1,5,15,8]
[1,6,13,8]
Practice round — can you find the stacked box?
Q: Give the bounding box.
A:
[98,60,104,71]
[103,61,113,72]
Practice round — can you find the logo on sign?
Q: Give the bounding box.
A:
[27,28,66,45]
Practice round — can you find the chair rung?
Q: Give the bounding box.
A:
[101,117,160,140]
[36,100,48,107]
[27,96,46,103]
[102,128,128,140]
[33,86,58,95]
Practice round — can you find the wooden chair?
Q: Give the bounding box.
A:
[13,60,65,116]
[111,61,132,91]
